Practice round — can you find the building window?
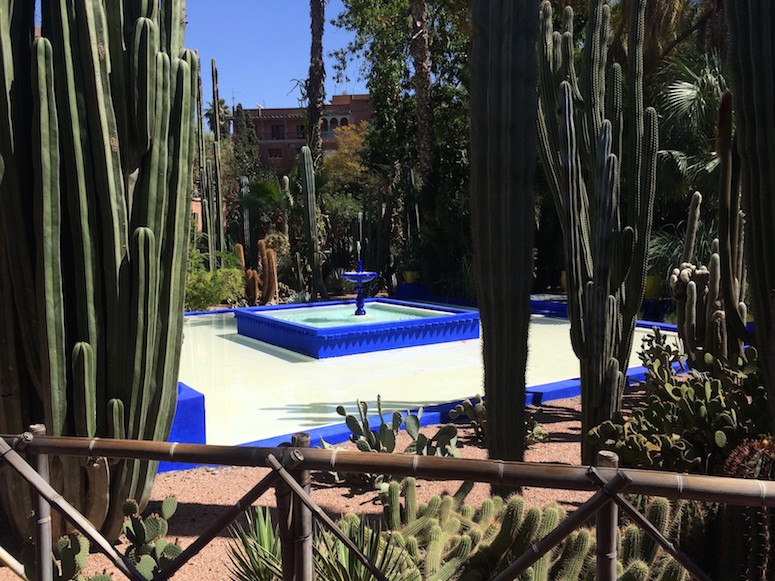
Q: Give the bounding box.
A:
[268,148,282,159]
[271,124,286,140]
[340,118,349,127]
[330,118,339,130]
[321,119,329,132]
[296,125,305,139]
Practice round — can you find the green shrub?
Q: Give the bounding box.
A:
[184,268,245,311]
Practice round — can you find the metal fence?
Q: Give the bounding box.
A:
[4,427,772,580]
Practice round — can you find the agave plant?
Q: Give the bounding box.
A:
[227,506,283,581]
[313,516,419,581]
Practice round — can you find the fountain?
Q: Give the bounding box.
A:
[233,213,479,358]
[342,241,377,315]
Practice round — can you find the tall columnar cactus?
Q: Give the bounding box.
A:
[299,144,324,299]
[0,0,196,542]
[211,57,225,254]
[537,0,658,464]
[469,0,538,471]
[669,145,750,371]
[723,0,775,431]
[195,53,215,271]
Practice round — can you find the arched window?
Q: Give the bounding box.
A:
[321,118,329,133]
[340,117,349,127]
[330,118,339,130]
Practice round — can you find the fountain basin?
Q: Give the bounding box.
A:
[341,271,378,284]
[234,298,480,358]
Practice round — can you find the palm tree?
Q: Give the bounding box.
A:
[205,98,231,136]
[652,52,727,226]
[307,0,325,169]
[609,0,726,77]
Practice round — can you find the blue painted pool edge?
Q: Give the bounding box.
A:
[157,382,206,473]
[234,298,480,358]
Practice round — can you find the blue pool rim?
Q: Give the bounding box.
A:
[233,298,480,358]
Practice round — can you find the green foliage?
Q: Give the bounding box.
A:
[650,52,727,226]
[331,1,473,297]
[589,330,771,473]
[205,97,231,137]
[232,104,262,181]
[227,508,419,581]
[227,506,283,581]
[314,515,420,580]
[184,267,244,311]
[327,396,459,490]
[122,497,182,580]
[648,217,717,285]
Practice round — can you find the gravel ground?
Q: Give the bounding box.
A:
[0,388,648,580]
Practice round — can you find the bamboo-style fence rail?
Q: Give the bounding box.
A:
[6,433,774,505]
[1,430,768,580]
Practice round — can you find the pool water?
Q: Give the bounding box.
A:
[261,302,456,328]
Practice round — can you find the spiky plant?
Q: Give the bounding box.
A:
[0,0,195,541]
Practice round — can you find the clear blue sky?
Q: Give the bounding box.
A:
[186,0,368,112]
[33,1,368,111]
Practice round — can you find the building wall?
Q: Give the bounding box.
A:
[244,94,372,176]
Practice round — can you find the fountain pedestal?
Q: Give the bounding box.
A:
[342,260,377,315]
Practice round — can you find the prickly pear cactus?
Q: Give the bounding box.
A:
[122,496,182,579]
[0,0,196,541]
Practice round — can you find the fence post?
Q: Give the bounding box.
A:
[30,424,53,581]
[292,432,313,581]
[596,450,619,581]
[275,443,296,580]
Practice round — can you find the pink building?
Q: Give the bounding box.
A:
[243,93,373,176]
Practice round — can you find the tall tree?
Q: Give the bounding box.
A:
[332,0,472,294]
[308,0,326,169]
[205,97,231,136]
[232,103,262,180]
[410,0,435,211]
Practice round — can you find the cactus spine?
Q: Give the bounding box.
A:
[537,0,658,464]
[722,0,775,430]
[469,0,538,470]
[0,0,196,541]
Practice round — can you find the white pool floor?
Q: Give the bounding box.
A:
[177,308,670,446]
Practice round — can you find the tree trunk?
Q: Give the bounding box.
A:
[410,0,435,208]
[308,0,325,170]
